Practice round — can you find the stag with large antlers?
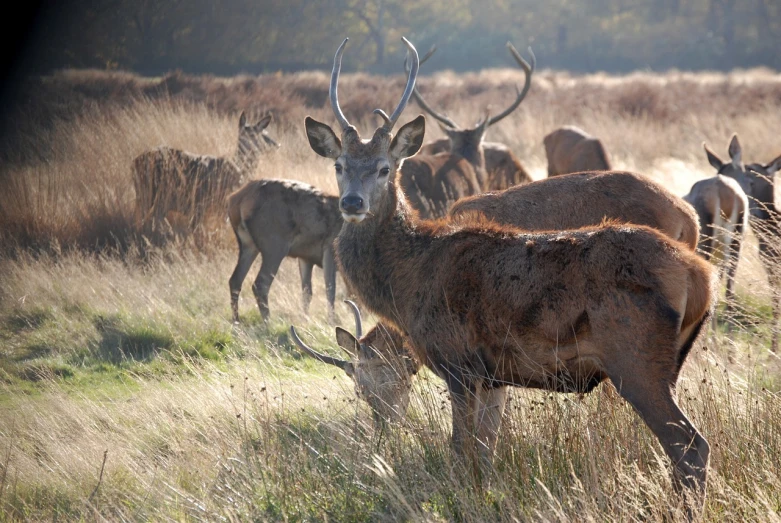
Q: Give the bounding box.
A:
[708,134,781,350]
[398,43,535,218]
[303,37,714,513]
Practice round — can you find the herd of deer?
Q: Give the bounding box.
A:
[131,37,781,516]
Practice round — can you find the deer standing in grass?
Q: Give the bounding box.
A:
[683,167,748,331]
[133,112,278,235]
[544,125,611,176]
[708,134,781,350]
[398,43,535,218]
[227,179,342,323]
[295,170,701,426]
[302,37,714,513]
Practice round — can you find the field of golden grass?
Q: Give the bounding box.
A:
[1,67,781,521]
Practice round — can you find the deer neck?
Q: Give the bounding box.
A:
[335,176,424,330]
[233,142,261,178]
[453,144,487,189]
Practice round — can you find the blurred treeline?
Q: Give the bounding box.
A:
[18,0,781,75]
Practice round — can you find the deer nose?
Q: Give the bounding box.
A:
[341,194,364,214]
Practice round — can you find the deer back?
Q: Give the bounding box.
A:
[544,126,611,176]
[450,171,699,250]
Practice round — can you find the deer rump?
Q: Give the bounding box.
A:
[344,222,713,394]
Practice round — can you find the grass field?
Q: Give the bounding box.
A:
[1,67,781,521]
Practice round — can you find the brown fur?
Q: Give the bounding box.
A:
[227,178,342,322]
[420,138,532,190]
[450,170,700,250]
[544,125,612,177]
[133,112,276,235]
[306,40,713,513]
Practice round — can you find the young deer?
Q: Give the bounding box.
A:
[398,43,535,217]
[303,37,714,512]
[227,179,342,323]
[133,112,277,235]
[708,133,781,350]
[683,169,748,331]
[544,125,611,176]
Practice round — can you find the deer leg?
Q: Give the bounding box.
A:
[444,368,482,483]
[228,235,259,323]
[723,235,742,334]
[252,244,289,322]
[298,260,314,315]
[474,385,508,474]
[323,245,337,324]
[610,374,708,512]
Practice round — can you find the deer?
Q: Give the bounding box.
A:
[302,37,715,514]
[544,125,611,177]
[295,170,701,426]
[397,43,535,218]
[683,171,748,332]
[707,133,781,351]
[291,301,416,426]
[227,178,342,323]
[133,112,278,235]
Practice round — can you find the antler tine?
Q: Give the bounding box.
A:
[486,43,536,127]
[343,300,363,339]
[330,38,352,131]
[382,37,420,132]
[403,45,458,129]
[290,326,354,373]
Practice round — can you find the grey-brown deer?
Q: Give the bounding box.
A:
[708,133,781,350]
[398,43,535,217]
[683,168,748,331]
[544,125,611,176]
[227,178,342,323]
[298,169,701,428]
[303,37,714,514]
[133,112,277,235]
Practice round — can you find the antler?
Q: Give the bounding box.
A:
[373,37,421,133]
[404,45,458,129]
[344,300,363,339]
[486,43,536,127]
[290,326,354,374]
[330,38,352,131]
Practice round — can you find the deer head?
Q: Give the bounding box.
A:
[405,43,535,169]
[305,37,426,224]
[291,301,417,426]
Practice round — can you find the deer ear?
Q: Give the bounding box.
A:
[728,134,742,166]
[256,114,272,130]
[239,111,247,128]
[390,115,426,160]
[335,327,359,358]
[703,142,724,171]
[305,117,342,159]
[765,155,781,176]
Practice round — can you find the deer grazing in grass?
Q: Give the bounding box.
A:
[291,301,415,426]
[227,179,342,323]
[683,167,748,331]
[708,134,781,350]
[302,37,715,513]
[133,112,278,235]
[397,43,535,217]
[544,125,611,176]
[296,170,701,426]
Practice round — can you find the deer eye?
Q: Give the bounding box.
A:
[334,164,343,174]
[379,167,391,177]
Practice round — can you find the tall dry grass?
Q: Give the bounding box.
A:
[1,67,781,521]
